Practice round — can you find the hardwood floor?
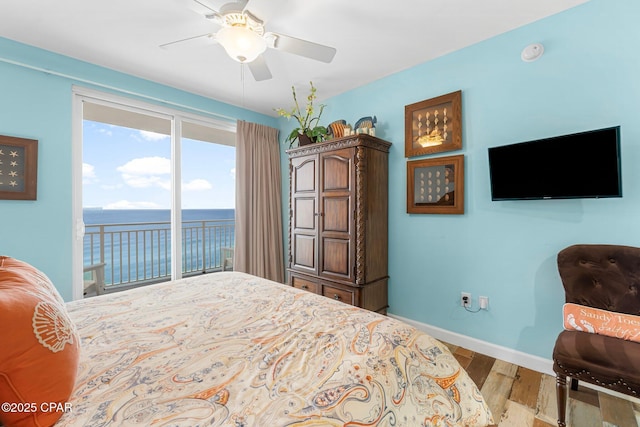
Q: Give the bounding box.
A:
[443,342,640,427]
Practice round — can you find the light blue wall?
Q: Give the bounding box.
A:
[0,37,277,301]
[280,0,640,359]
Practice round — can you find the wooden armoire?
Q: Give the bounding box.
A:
[286,134,391,314]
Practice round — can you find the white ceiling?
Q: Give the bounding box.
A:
[0,0,588,117]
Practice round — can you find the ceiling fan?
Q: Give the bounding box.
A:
[161,0,337,81]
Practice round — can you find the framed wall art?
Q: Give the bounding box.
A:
[407,154,464,214]
[0,135,38,200]
[405,90,462,157]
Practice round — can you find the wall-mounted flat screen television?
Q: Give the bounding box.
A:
[488,126,622,200]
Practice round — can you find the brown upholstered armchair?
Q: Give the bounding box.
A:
[553,244,640,427]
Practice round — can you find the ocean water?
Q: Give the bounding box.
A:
[83,208,235,225]
[83,209,235,286]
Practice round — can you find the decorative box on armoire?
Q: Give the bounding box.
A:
[286,134,391,314]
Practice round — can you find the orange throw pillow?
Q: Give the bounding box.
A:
[563,303,640,343]
[0,256,80,427]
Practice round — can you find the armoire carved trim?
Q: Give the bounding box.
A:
[355,146,366,285]
[287,134,391,157]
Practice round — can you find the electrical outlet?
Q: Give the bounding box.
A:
[479,296,489,310]
[461,292,471,308]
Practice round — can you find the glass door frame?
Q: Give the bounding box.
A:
[71,86,236,300]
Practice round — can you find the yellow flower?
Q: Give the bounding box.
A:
[274,81,328,147]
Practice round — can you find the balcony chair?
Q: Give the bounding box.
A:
[83,263,106,296]
[553,244,640,427]
[221,247,234,271]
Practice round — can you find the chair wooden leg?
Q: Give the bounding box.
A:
[556,374,568,427]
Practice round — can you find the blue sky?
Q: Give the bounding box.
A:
[82,120,235,209]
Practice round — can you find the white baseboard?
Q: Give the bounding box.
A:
[389,313,555,375]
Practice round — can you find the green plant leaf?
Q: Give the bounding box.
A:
[274,81,328,146]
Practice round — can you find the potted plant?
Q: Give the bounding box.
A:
[275,81,328,147]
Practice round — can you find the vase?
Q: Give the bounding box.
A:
[297,133,315,146]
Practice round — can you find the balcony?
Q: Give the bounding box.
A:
[83,218,234,294]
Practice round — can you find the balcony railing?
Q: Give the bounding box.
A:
[83,219,234,292]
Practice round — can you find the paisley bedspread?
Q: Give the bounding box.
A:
[58,272,492,426]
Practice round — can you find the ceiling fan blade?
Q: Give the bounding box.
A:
[241,0,280,24]
[189,0,219,14]
[188,0,225,24]
[159,33,216,49]
[247,54,272,81]
[267,32,336,63]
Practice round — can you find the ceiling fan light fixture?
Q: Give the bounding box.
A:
[216,25,267,63]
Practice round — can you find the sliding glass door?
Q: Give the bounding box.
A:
[72,89,236,299]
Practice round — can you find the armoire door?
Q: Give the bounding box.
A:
[290,154,319,274]
[319,148,355,282]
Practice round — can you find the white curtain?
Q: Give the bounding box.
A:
[234,120,284,282]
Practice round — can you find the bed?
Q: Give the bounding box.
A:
[0,257,492,427]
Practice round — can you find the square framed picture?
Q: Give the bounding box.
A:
[407,154,464,214]
[0,135,38,200]
[405,90,462,157]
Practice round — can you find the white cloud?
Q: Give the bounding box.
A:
[183,179,212,191]
[139,130,169,141]
[117,157,171,189]
[121,175,171,189]
[230,167,236,179]
[117,156,170,175]
[83,163,96,184]
[104,200,161,209]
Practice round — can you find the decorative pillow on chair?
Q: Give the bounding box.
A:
[0,256,80,427]
[563,302,640,343]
